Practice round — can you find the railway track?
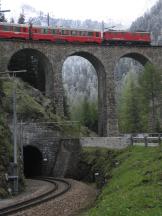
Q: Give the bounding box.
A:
[0,177,71,216]
[0,38,160,47]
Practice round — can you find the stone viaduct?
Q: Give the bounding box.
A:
[1,40,162,137]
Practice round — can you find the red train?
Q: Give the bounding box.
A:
[0,22,151,45]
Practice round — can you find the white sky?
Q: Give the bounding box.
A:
[1,0,159,27]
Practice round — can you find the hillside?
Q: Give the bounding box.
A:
[130,0,162,45]
[81,146,162,216]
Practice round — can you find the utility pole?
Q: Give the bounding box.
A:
[101,21,104,38]
[47,13,49,26]
[0,69,26,194]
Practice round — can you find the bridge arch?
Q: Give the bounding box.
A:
[7,48,53,96]
[23,145,43,177]
[62,51,106,136]
[119,52,152,66]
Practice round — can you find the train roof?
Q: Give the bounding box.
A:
[0,22,100,32]
[32,25,100,32]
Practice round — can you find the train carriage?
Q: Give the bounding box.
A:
[0,22,29,39]
[31,25,102,44]
[103,31,151,45]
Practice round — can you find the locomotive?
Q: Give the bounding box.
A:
[0,22,151,45]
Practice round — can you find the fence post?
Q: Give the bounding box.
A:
[144,136,148,147]
[158,134,161,146]
[130,135,133,146]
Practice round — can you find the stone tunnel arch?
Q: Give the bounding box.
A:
[7,48,53,96]
[62,51,106,136]
[23,145,43,177]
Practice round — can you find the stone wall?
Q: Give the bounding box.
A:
[80,137,131,149]
[53,139,81,177]
[17,122,81,177]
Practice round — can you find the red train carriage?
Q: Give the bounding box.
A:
[0,22,29,39]
[103,31,151,45]
[31,25,102,44]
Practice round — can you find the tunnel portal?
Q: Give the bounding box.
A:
[23,145,43,177]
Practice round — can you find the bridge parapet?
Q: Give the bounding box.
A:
[80,137,130,149]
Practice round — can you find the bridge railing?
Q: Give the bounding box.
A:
[130,133,162,147]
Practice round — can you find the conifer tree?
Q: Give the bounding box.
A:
[0,13,7,22]
[138,63,162,132]
[118,72,141,133]
[18,13,25,24]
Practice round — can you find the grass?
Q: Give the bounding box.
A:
[81,146,162,216]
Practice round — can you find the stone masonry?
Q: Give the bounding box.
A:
[1,41,162,136]
[17,122,81,177]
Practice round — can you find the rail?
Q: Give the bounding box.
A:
[0,177,71,216]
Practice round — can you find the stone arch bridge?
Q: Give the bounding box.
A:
[1,40,162,136]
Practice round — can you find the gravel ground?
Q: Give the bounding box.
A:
[0,179,97,216]
[0,179,53,209]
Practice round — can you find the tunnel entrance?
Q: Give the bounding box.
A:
[23,145,43,177]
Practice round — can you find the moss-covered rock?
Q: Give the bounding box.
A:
[76,147,120,188]
[0,107,11,197]
[2,78,91,137]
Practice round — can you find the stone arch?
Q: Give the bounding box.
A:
[7,48,53,96]
[120,52,152,66]
[23,145,43,177]
[63,51,107,136]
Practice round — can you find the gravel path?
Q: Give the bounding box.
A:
[0,179,96,216]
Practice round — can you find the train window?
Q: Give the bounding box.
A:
[96,32,99,37]
[88,32,93,36]
[84,31,88,36]
[2,25,10,31]
[71,30,76,35]
[62,30,69,35]
[80,31,84,36]
[43,29,48,34]
[52,29,57,34]
[13,26,21,32]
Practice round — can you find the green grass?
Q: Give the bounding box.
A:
[84,146,162,216]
